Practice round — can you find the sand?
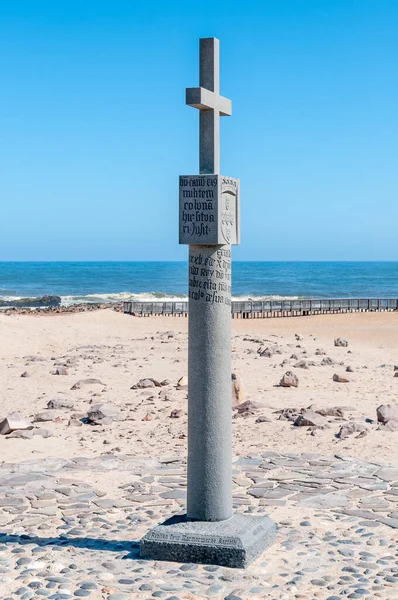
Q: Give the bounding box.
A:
[0,309,397,466]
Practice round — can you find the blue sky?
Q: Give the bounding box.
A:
[0,0,397,261]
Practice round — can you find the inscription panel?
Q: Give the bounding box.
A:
[179,174,240,245]
[189,247,231,306]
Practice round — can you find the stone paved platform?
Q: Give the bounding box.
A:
[0,452,397,599]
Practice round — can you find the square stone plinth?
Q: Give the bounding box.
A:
[140,513,276,568]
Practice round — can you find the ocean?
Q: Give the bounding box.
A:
[0,261,398,306]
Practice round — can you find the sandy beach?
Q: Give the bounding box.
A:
[0,310,397,465]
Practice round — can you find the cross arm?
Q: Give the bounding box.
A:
[186,87,232,116]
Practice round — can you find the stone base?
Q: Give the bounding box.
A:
[140,513,276,568]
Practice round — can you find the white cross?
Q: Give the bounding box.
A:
[186,37,232,175]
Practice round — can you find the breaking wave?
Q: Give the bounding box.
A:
[0,291,302,308]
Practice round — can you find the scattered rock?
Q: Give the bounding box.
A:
[382,420,398,431]
[294,410,328,427]
[170,409,184,418]
[275,407,300,421]
[160,331,174,341]
[6,429,34,440]
[53,366,68,375]
[376,404,398,424]
[320,357,335,366]
[68,418,83,427]
[33,411,57,423]
[232,373,244,407]
[20,371,30,378]
[255,415,272,423]
[71,378,106,390]
[234,400,259,416]
[142,413,153,421]
[333,373,349,383]
[346,366,354,372]
[294,360,315,369]
[334,338,348,347]
[308,404,344,417]
[160,379,172,386]
[279,371,299,388]
[87,403,120,424]
[131,378,161,389]
[47,398,74,410]
[0,413,33,435]
[315,348,326,355]
[259,347,274,358]
[337,422,367,439]
[34,428,53,438]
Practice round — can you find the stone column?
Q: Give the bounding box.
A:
[187,244,232,521]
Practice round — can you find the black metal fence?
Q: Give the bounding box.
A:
[123,298,398,318]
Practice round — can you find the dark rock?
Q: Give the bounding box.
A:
[335,338,349,347]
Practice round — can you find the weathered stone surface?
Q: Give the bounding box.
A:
[375,467,398,482]
[294,411,327,427]
[0,413,33,435]
[297,491,350,508]
[279,371,298,388]
[334,338,348,347]
[140,513,276,568]
[376,404,398,424]
[231,373,243,407]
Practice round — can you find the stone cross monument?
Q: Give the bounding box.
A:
[141,37,275,568]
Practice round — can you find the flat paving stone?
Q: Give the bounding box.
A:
[0,452,396,599]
